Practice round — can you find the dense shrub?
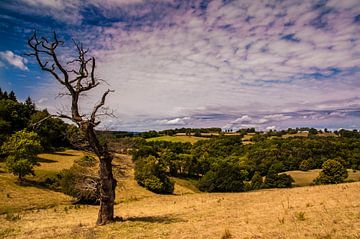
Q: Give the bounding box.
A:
[314,159,348,184]
[135,156,174,194]
[60,164,100,204]
[263,169,294,188]
[250,171,263,190]
[75,155,97,167]
[299,160,311,171]
[198,158,247,192]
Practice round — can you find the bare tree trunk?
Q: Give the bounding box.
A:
[97,155,116,224]
[83,124,117,225]
[28,32,117,225]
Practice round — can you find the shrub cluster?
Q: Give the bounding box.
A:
[198,158,247,192]
[135,156,174,194]
[314,159,348,184]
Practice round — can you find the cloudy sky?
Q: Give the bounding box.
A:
[0,0,359,131]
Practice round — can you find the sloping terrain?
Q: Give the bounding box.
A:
[0,151,359,239]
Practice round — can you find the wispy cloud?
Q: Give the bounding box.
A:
[0,50,28,70]
[1,0,359,131]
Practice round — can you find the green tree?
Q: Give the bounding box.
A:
[314,159,348,184]
[135,156,174,194]
[29,110,69,150]
[198,158,247,192]
[250,171,263,190]
[1,130,42,181]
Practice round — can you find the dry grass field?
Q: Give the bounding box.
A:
[1,151,360,239]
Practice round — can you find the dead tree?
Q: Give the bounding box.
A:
[27,31,116,225]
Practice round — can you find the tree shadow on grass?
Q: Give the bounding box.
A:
[116,215,185,224]
[37,157,57,163]
[16,178,58,191]
[51,152,77,157]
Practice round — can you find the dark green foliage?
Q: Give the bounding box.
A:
[250,171,263,190]
[29,110,69,150]
[314,159,348,184]
[66,125,87,149]
[0,99,34,143]
[1,130,42,180]
[198,158,247,192]
[132,133,360,192]
[299,160,311,171]
[263,171,294,188]
[263,164,294,188]
[59,164,100,204]
[159,127,221,136]
[338,129,360,139]
[134,156,174,194]
[0,89,70,150]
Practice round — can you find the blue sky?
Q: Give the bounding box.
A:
[0,0,359,131]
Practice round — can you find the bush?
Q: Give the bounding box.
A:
[135,156,174,194]
[75,155,97,167]
[60,164,100,204]
[263,170,294,188]
[198,158,247,192]
[250,171,263,190]
[314,159,348,184]
[299,160,311,171]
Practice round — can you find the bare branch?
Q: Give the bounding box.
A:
[28,31,117,225]
[29,115,53,130]
[90,89,114,123]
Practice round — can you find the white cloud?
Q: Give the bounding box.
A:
[156,117,191,126]
[231,115,253,124]
[258,114,292,124]
[0,51,28,71]
[17,0,360,131]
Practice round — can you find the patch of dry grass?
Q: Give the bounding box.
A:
[282,132,309,138]
[286,169,360,186]
[0,173,72,214]
[1,179,359,238]
[1,151,360,238]
[36,150,85,172]
[0,150,84,214]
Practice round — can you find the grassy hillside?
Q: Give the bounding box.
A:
[1,181,359,238]
[286,169,360,186]
[146,135,207,144]
[0,150,84,214]
[1,151,360,238]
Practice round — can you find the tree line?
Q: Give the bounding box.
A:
[132,134,360,193]
[0,88,71,150]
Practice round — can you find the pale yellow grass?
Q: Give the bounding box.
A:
[1,152,360,239]
[0,173,72,214]
[0,150,84,214]
[146,135,206,144]
[1,183,359,239]
[282,132,309,138]
[286,169,360,186]
[36,150,85,172]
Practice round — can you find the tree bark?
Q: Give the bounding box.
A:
[27,32,117,225]
[83,123,117,225]
[97,155,117,224]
